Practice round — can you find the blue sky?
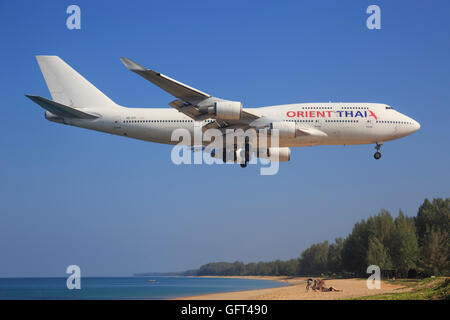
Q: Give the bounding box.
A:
[0,0,449,277]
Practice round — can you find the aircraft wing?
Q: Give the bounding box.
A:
[168,98,259,130]
[120,57,260,125]
[119,57,325,136]
[120,57,210,105]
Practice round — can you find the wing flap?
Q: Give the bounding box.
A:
[168,99,202,118]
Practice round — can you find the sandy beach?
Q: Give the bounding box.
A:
[175,276,408,300]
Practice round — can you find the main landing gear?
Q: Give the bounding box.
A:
[240,137,251,168]
[374,143,383,160]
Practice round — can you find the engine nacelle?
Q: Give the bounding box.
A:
[256,147,291,162]
[270,122,297,139]
[213,101,242,120]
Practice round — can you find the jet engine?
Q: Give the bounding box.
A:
[270,122,297,139]
[199,101,242,120]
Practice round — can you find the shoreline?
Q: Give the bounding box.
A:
[174,276,409,300]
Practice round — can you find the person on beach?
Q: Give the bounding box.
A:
[316,279,343,292]
[312,279,318,291]
[306,278,313,292]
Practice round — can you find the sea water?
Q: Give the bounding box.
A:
[0,276,288,300]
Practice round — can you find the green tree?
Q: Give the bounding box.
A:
[245,262,256,275]
[193,198,449,278]
[343,210,395,276]
[298,241,330,275]
[391,211,419,277]
[415,198,449,276]
[255,261,271,275]
[342,220,370,275]
[327,238,344,274]
[232,261,245,275]
[419,227,449,276]
[367,210,396,254]
[285,259,299,276]
[367,236,392,270]
[415,198,449,247]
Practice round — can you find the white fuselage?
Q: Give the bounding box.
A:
[58,102,420,147]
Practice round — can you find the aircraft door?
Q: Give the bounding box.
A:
[113,118,121,129]
[193,121,203,146]
[113,117,125,136]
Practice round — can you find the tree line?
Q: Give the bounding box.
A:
[194,198,449,278]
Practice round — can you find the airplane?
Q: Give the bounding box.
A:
[26,56,420,168]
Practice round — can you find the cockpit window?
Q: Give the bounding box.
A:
[385,106,394,110]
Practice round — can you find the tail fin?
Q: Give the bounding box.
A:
[35,56,117,109]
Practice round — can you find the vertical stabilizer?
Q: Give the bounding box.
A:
[36,56,117,109]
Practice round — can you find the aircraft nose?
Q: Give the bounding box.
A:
[403,117,420,135]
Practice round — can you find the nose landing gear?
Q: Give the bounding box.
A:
[374,143,383,160]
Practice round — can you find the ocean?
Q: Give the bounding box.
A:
[0,276,288,300]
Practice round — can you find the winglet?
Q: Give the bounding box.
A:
[120,57,146,71]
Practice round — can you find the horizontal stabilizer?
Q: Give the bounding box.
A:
[25,95,99,119]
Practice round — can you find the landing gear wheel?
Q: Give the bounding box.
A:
[374,143,383,160]
[240,137,250,168]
